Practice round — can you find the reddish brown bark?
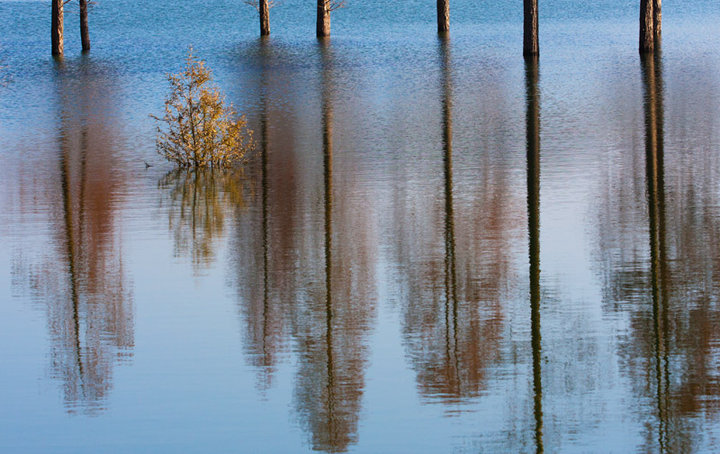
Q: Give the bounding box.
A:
[640,0,654,53]
[52,0,64,56]
[259,0,270,36]
[523,0,539,56]
[80,0,90,51]
[317,0,330,37]
[437,0,449,33]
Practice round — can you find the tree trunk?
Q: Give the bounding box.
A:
[52,0,64,56]
[259,0,270,36]
[653,0,661,39]
[523,0,539,56]
[80,0,90,51]
[317,0,330,37]
[437,0,449,34]
[639,0,654,53]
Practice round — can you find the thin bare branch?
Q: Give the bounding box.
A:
[326,0,345,12]
[243,0,279,11]
[243,0,260,11]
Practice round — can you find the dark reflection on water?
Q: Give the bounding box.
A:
[643,51,672,453]
[525,55,543,454]
[11,58,133,414]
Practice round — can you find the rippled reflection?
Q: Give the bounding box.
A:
[232,40,280,391]
[230,39,306,392]
[4,3,720,450]
[11,59,133,414]
[230,40,377,452]
[159,168,246,272]
[290,42,376,453]
[396,38,520,407]
[594,52,720,452]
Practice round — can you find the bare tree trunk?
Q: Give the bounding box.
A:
[639,0,654,53]
[80,0,90,51]
[260,0,270,36]
[52,0,64,56]
[523,0,539,56]
[437,0,449,34]
[317,0,330,37]
[653,0,661,39]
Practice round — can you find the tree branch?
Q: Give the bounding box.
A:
[326,0,345,12]
[243,0,279,11]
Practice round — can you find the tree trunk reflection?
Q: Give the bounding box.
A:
[11,61,136,413]
[525,55,543,454]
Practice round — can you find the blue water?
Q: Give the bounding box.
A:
[1,0,720,452]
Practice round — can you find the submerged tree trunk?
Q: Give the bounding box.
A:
[639,0,654,53]
[523,0,539,56]
[259,0,270,36]
[80,0,90,51]
[437,0,449,34]
[317,0,331,37]
[52,0,64,56]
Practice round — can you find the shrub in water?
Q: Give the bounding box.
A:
[153,50,254,168]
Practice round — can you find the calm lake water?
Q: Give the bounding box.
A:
[2,0,720,452]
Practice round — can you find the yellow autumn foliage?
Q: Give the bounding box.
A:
[153,50,254,168]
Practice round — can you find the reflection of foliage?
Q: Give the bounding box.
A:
[160,168,247,270]
[10,59,134,412]
[396,163,517,405]
[593,57,720,452]
[292,195,376,453]
[16,247,134,414]
[152,50,255,168]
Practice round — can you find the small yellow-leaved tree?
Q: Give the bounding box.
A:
[153,50,254,168]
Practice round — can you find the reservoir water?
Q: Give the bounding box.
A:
[1,0,720,451]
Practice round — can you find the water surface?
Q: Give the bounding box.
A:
[1,0,720,452]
